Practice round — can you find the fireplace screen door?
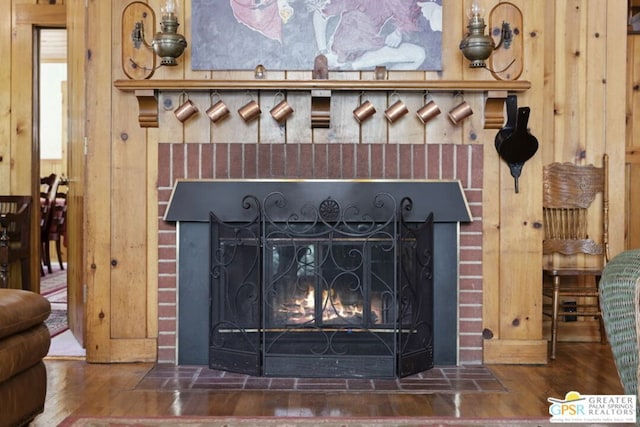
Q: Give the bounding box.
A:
[209,192,434,378]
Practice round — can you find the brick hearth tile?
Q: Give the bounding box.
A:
[196,382,245,390]
[244,377,273,389]
[214,143,229,179]
[136,377,170,389]
[158,144,171,187]
[196,369,226,378]
[370,144,384,178]
[314,144,328,178]
[297,378,347,385]
[355,145,369,178]
[201,144,214,179]
[346,379,375,390]
[270,144,286,178]
[456,145,470,187]
[427,144,439,179]
[328,144,342,178]
[229,144,243,178]
[186,144,200,179]
[172,144,186,181]
[269,378,296,389]
[285,144,299,177]
[371,379,400,391]
[242,144,258,179]
[257,144,270,178]
[413,144,426,179]
[399,145,411,179]
[342,144,355,178]
[384,144,398,179]
[299,144,313,178]
[445,380,481,391]
[440,144,454,180]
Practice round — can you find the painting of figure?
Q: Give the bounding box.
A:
[191,0,442,71]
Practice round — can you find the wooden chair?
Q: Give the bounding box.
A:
[46,177,68,270]
[40,173,59,274]
[0,196,32,290]
[542,154,609,360]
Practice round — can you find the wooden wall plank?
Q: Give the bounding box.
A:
[110,1,153,342]
[606,0,630,257]
[583,0,608,268]
[15,3,65,26]
[11,0,40,292]
[627,36,640,249]
[67,0,86,346]
[0,2,11,193]
[493,0,544,343]
[84,0,114,362]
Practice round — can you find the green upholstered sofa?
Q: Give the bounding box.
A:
[599,248,640,425]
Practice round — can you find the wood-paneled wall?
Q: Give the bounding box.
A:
[626,35,640,250]
[2,1,630,364]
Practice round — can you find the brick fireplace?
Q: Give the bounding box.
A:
[157,143,484,366]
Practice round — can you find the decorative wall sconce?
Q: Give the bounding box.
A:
[459,0,513,70]
[130,0,187,70]
[254,64,267,79]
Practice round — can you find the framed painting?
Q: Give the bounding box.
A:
[191,0,443,71]
[630,0,640,33]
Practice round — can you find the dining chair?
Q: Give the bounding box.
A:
[46,177,68,271]
[542,154,609,360]
[0,195,32,290]
[40,173,59,274]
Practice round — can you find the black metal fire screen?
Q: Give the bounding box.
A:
[209,189,433,378]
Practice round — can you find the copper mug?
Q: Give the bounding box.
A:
[238,99,262,122]
[385,99,409,123]
[270,93,294,123]
[417,100,441,124]
[174,93,199,122]
[449,101,473,124]
[353,100,376,123]
[206,93,230,123]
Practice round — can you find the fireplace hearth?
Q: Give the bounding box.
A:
[165,180,472,377]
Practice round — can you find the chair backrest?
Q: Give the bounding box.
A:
[0,196,32,253]
[542,154,609,262]
[40,173,60,237]
[48,177,68,238]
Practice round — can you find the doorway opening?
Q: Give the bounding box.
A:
[37,28,83,357]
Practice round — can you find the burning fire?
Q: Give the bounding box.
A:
[278,285,382,325]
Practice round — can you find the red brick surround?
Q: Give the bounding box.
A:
[157,143,483,365]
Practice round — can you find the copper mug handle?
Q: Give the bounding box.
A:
[174,92,199,122]
[206,92,230,123]
[238,99,261,123]
[384,93,408,123]
[270,92,294,123]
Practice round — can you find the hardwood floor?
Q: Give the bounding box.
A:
[34,342,625,425]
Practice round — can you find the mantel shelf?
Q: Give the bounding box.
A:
[113,79,531,128]
[114,79,531,92]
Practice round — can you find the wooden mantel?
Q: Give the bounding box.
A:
[113,79,531,128]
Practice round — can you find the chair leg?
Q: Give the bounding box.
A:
[43,241,52,274]
[550,276,560,360]
[20,258,30,291]
[55,239,64,270]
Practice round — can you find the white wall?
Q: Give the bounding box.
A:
[40,63,67,159]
